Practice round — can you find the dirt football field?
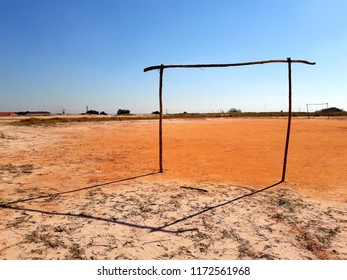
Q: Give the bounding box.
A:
[0,117,346,260]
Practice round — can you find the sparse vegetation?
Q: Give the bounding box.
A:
[9,115,147,126]
[0,164,33,175]
[11,117,69,126]
[0,132,15,140]
[68,243,85,259]
[10,117,113,126]
[24,229,65,249]
[1,183,345,260]
[276,194,294,212]
[7,216,33,227]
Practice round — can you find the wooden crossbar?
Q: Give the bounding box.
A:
[144,59,315,72]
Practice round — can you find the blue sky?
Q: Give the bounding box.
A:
[0,0,346,114]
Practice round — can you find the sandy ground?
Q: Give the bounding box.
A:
[0,117,346,259]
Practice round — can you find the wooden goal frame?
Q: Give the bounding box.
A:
[144,58,315,182]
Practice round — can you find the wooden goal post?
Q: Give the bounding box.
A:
[144,58,316,182]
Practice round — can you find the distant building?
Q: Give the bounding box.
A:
[0,112,17,116]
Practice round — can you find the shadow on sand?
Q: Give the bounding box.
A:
[152,181,283,232]
[0,173,284,234]
[1,171,159,206]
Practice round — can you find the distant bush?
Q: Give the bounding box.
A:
[100,111,107,115]
[86,110,99,115]
[228,108,242,113]
[16,111,30,115]
[117,109,130,115]
[151,111,160,114]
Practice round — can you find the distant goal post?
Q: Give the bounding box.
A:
[306,103,328,119]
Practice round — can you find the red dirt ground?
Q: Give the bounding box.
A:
[1,118,346,203]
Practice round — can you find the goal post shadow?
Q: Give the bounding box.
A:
[144,58,316,183]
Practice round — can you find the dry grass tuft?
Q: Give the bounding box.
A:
[0,164,33,175]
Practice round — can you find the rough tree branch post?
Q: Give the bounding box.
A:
[144,58,316,182]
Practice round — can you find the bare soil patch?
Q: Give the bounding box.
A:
[0,118,346,259]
